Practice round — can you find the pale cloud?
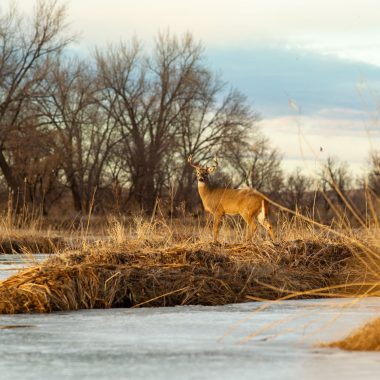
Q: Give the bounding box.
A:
[260,107,380,174]
[9,1,380,65]
[264,106,380,135]
[66,1,380,39]
[65,1,380,66]
[290,40,380,67]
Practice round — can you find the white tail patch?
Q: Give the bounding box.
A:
[257,200,266,224]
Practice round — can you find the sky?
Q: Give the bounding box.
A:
[8,0,380,175]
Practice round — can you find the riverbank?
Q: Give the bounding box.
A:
[0,238,378,314]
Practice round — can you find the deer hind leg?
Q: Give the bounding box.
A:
[213,212,224,242]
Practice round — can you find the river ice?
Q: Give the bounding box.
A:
[1,298,380,380]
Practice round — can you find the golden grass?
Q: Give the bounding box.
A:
[0,234,65,254]
[0,213,113,253]
[324,317,380,351]
[0,233,378,314]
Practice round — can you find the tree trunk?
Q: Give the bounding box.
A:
[0,148,20,193]
[70,178,83,212]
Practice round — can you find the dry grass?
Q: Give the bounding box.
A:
[324,316,380,351]
[0,231,378,314]
[0,234,66,254]
[0,213,112,253]
[1,208,380,362]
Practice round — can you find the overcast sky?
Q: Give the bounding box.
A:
[9,0,380,174]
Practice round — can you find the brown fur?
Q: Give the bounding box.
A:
[189,157,274,241]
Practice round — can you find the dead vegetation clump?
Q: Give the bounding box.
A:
[324,317,380,351]
[0,238,376,314]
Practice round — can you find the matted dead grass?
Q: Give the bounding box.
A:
[0,238,378,314]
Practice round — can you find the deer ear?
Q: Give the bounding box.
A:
[207,166,216,173]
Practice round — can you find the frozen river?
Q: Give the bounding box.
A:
[1,256,380,379]
[1,298,380,380]
[0,254,49,281]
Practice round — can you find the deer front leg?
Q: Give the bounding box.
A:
[242,213,257,241]
[213,212,224,242]
[246,220,257,240]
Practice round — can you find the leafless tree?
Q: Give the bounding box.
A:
[0,2,288,216]
[38,59,119,213]
[226,133,284,197]
[282,167,313,210]
[368,150,380,196]
[0,0,73,207]
[95,32,256,212]
[3,113,63,214]
[320,156,352,207]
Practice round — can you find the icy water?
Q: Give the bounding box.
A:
[0,254,50,281]
[1,257,380,379]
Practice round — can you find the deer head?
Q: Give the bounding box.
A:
[188,155,218,182]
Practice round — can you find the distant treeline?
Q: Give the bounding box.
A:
[0,1,379,223]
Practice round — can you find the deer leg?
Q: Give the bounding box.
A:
[242,213,257,241]
[247,220,257,240]
[213,212,224,242]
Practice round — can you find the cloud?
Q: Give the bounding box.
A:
[10,0,380,66]
[207,46,380,116]
[261,106,380,138]
[63,0,380,65]
[260,107,380,174]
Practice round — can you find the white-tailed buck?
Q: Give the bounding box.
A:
[188,155,274,242]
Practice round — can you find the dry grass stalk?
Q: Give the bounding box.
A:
[324,317,380,351]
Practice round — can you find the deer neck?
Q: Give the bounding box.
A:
[198,179,212,197]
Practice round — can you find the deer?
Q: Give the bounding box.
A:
[188,155,274,242]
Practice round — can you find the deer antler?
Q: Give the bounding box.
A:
[206,156,218,173]
[188,154,201,169]
[212,156,218,169]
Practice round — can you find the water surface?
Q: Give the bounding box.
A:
[1,298,380,380]
[0,254,50,281]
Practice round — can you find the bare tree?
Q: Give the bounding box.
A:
[2,113,63,214]
[226,133,284,197]
[38,59,119,213]
[95,32,256,212]
[282,167,313,209]
[0,0,73,206]
[320,156,352,207]
[368,150,380,196]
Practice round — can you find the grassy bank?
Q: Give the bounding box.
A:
[0,233,378,313]
[0,214,113,253]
